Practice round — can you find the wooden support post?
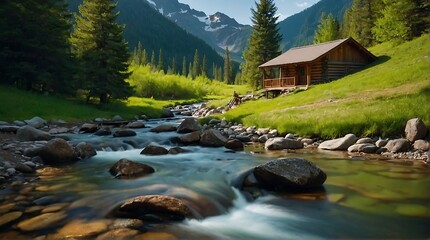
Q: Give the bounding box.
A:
[306,64,311,86]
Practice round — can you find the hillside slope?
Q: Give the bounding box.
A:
[222,35,429,138]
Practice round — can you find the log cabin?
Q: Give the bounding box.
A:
[259,37,377,95]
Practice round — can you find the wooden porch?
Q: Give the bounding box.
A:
[263,77,296,90]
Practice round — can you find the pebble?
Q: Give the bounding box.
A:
[55,219,111,239]
[111,219,144,229]
[95,228,139,240]
[0,211,23,227]
[134,232,177,240]
[6,168,16,175]
[17,211,67,232]
[33,195,59,205]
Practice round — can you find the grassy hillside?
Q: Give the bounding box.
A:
[221,35,429,138]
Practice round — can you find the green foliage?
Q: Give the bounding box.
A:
[242,0,282,90]
[70,0,132,104]
[192,49,200,79]
[314,13,340,43]
[221,35,429,138]
[0,0,74,94]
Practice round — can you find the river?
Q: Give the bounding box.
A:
[0,116,429,239]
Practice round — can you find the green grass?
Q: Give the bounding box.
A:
[219,35,430,138]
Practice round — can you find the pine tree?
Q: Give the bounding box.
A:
[372,0,416,43]
[141,49,148,66]
[188,62,193,79]
[314,13,340,43]
[171,56,177,75]
[150,50,156,71]
[223,47,232,84]
[192,49,200,79]
[70,0,132,104]
[158,49,164,73]
[182,56,187,76]
[201,55,207,77]
[242,0,282,89]
[0,0,74,93]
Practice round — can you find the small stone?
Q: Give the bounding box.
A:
[385,139,411,153]
[17,211,67,232]
[15,163,35,173]
[41,203,69,213]
[127,121,145,129]
[285,133,296,139]
[168,147,188,155]
[113,129,137,138]
[6,168,16,175]
[111,219,144,229]
[94,127,112,136]
[134,232,177,240]
[96,228,139,240]
[55,219,110,239]
[413,140,429,151]
[318,134,358,151]
[225,139,244,151]
[178,131,200,144]
[112,115,123,121]
[200,129,228,147]
[0,211,22,227]
[356,138,374,144]
[150,124,177,133]
[267,129,278,138]
[376,139,389,148]
[33,196,59,205]
[109,159,155,177]
[140,145,169,155]
[80,123,99,133]
[301,138,314,145]
[161,108,174,118]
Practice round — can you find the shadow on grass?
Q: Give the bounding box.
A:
[368,55,391,68]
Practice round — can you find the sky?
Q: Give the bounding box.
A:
[179,0,321,25]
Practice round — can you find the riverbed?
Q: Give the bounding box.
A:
[0,117,429,239]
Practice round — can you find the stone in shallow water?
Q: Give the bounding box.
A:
[17,211,67,232]
[0,211,22,227]
[395,204,429,217]
[0,203,16,214]
[41,203,69,213]
[327,194,346,203]
[109,159,155,177]
[55,219,111,239]
[111,218,144,229]
[134,232,177,240]
[95,228,139,240]
[140,145,169,155]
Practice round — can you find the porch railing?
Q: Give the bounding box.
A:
[263,77,296,88]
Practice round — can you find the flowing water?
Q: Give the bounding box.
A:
[0,117,429,239]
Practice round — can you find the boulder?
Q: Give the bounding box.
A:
[258,135,268,143]
[94,127,112,136]
[117,195,193,221]
[113,129,136,138]
[265,137,304,150]
[126,121,145,129]
[0,125,19,133]
[318,134,358,150]
[177,118,201,134]
[384,139,411,153]
[161,108,174,118]
[168,147,188,155]
[38,138,79,164]
[75,142,97,159]
[347,143,378,153]
[376,139,389,148]
[200,129,227,147]
[79,123,99,133]
[13,120,26,126]
[356,138,374,144]
[178,131,200,144]
[413,140,430,151]
[140,145,169,155]
[109,159,154,177]
[253,158,327,191]
[225,139,244,151]
[24,116,47,129]
[16,126,51,141]
[14,162,35,173]
[405,118,428,142]
[150,124,177,133]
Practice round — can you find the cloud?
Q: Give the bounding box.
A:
[295,2,309,8]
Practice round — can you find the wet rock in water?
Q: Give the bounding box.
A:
[109,159,155,177]
[94,127,112,136]
[75,142,97,159]
[127,121,145,129]
[134,232,177,240]
[24,116,47,129]
[17,211,67,232]
[0,211,22,227]
[14,162,35,173]
[384,139,411,153]
[265,137,304,150]
[178,131,200,144]
[162,108,174,118]
[48,127,69,134]
[16,126,51,142]
[96,228,139,240]
[33,195,59,205]
[225,139,244,151]
[168,147,188,155]
[117,195,193,221]
[177,118,201,133]
[347,143,378,153]
[0,203,16,214]
[111,219,144,229]
[113,129,137,138]
[413,140,430,151]
[253,158,327,191]
[151,124,177,133]
[200,129,227,147]
[55,219,110,239]
[38,138,79,165]
[80,123,99,133]
[140,145,169,155]
[41,203,69,213]
[318,134,358,150]
[405,118,428,142]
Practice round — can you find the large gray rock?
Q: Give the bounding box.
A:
[126,121,145,129]
[179,131,201,144]
[38,138,79,164]
[24,116,47,129]
[318,134,358,150]
[161,108,174,118]
[113,129,136,138]
[150,124,177,133]
[75,142,97,159]
[140,145,169,155]
[200,129,227,147]
[265,137,304,150]
[16,126,51,141]
[0,125,19,133]
[347,143,378,153]
[384,139,411,153]
[79,123,99,133]
[117,195,193,221]
[253,158,327,191]
[225,139,244,151]
[94,127,112,136]
[413,140,430,151]
[177,118,201,134]
[405,118,428,142]
[109,159,154,177]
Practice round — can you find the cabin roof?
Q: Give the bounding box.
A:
[259,37,376,68]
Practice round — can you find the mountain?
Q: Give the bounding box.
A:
[144,0,252,61]
[67,0,224,75]
[278,0,353,50]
